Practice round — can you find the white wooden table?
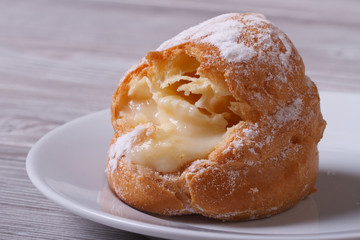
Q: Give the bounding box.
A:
[1,0,359,239]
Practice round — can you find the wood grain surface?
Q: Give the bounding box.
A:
[0,0,359,239]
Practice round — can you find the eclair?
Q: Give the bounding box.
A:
[106,13,326,221]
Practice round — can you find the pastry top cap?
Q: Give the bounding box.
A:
[158,13,265,63]
[155,13,306,120]
[158,13,296,67]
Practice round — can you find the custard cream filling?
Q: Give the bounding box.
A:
[117,55,240,172]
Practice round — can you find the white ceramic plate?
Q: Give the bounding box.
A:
[26,91,360,240]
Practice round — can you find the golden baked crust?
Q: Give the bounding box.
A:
[106,13,326,221]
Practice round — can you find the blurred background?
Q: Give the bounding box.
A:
[0,0,359,239]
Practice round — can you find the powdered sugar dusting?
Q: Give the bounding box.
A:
[274,98,303,124]
[157,13,239,50]
[223,97,304,158]
[108,125,146,173]
[230,123,261,153]
[249,187,259,194]
[305,75,314,88]
[197,19,256,62]
[186,159,208,173]
[277,29,293,68]
[157,13,270,63]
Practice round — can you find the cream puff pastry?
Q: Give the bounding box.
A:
[106,13,326,221]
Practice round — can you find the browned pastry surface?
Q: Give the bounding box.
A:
[106,13,326,221]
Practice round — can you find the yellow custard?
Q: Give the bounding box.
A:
[116,53,241,172]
